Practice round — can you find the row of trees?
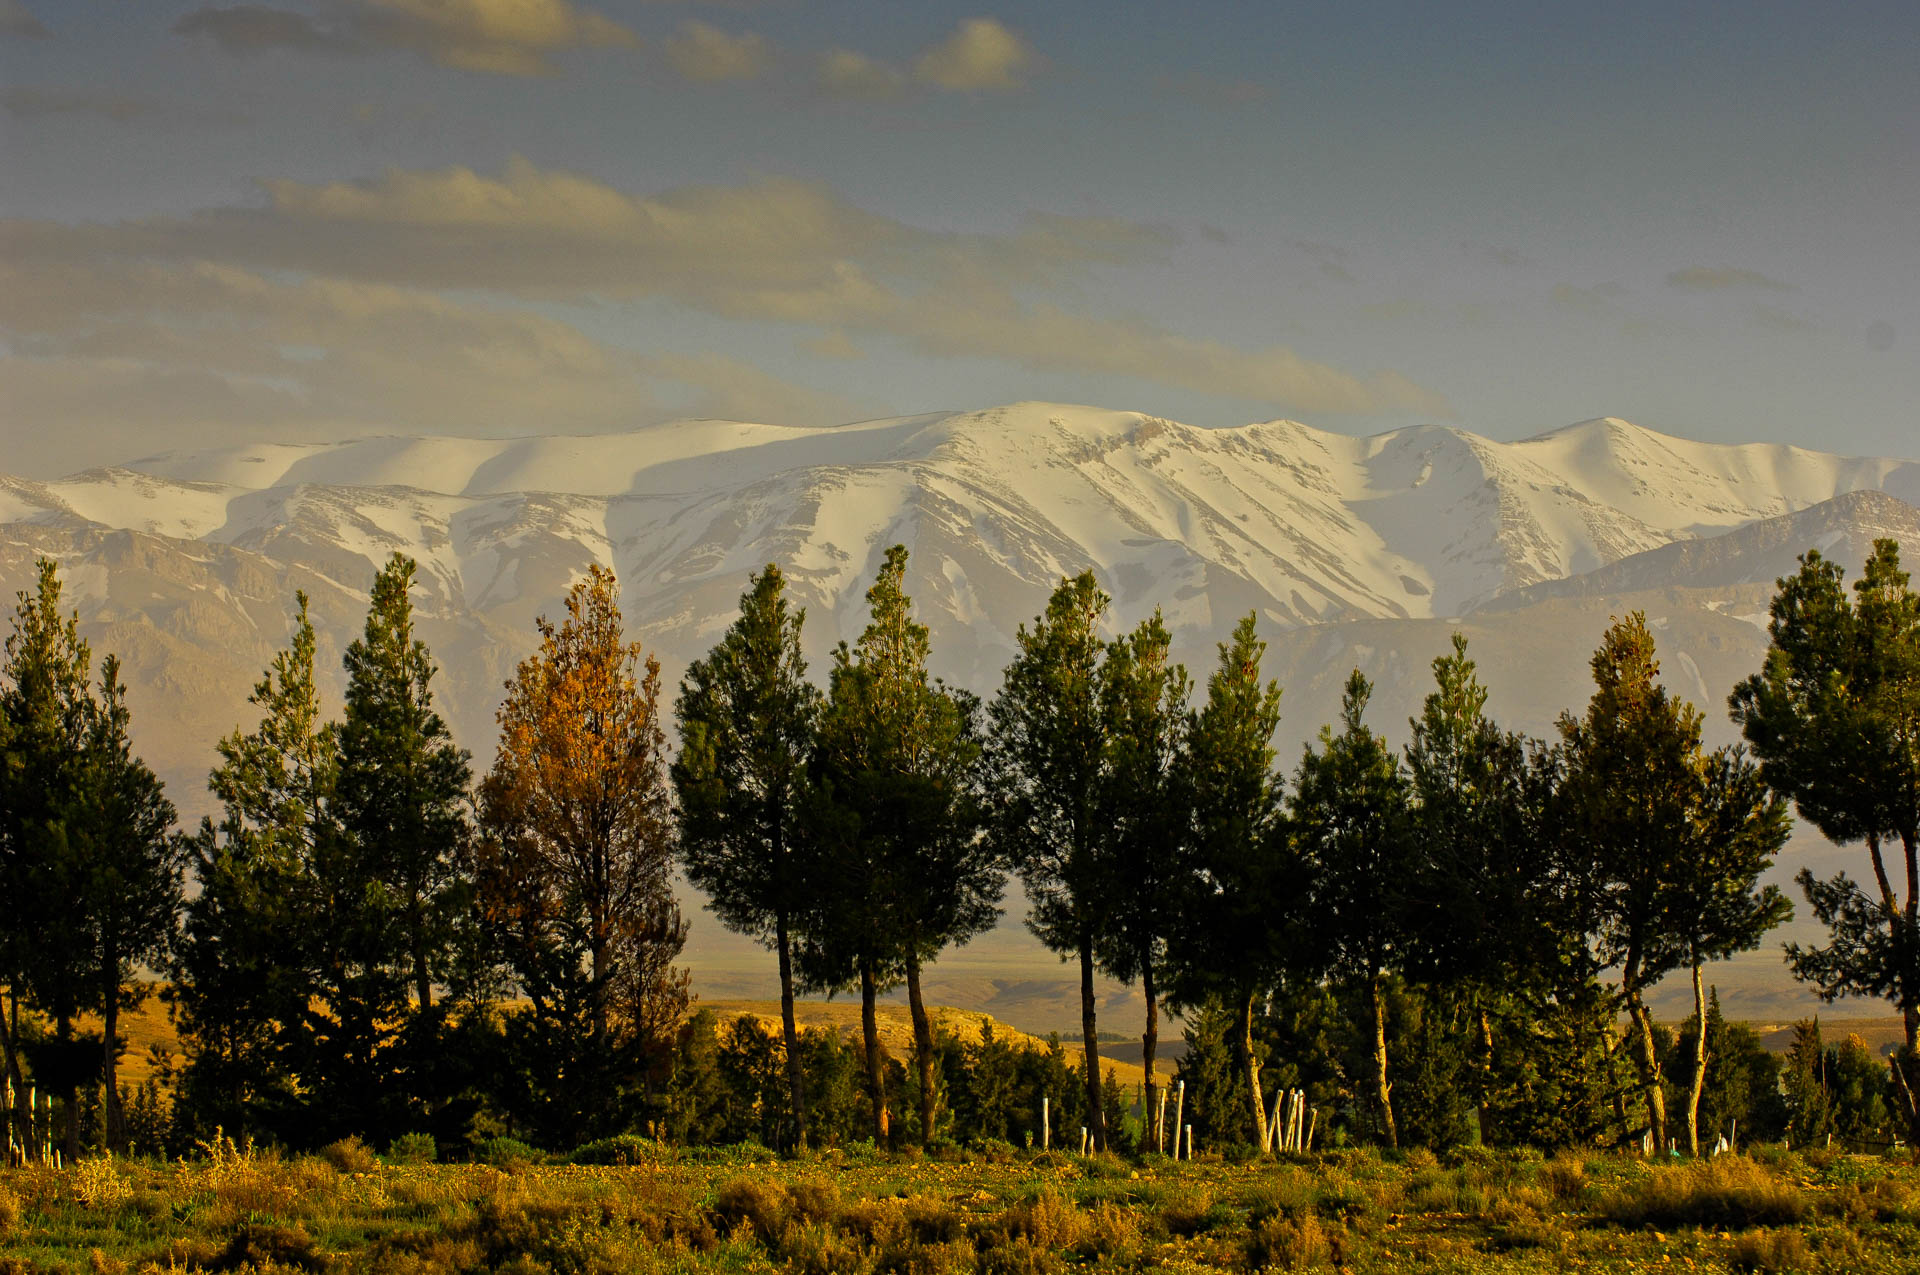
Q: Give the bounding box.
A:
[679,551,1792,1158]
[3,537,1916,1158]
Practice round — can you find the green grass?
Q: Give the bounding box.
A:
[4,1141,1918,1273]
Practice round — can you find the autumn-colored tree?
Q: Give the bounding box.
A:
[480,564,688,1143]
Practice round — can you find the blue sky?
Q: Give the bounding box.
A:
[2,0,1915,476]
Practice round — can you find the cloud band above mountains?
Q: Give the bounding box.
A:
[0,159,1449,471]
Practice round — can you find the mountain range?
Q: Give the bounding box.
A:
[5,401,1917,1027]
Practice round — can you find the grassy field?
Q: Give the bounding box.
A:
[2,1139,1914,1273]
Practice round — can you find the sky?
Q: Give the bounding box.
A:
[1,0,1916,479]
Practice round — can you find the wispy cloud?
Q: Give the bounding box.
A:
[2,86,247,126]
[0,0,48,39]
[1666,265,1792,292]
[1,159,1449,434]
[818,17,1039,100]
[173,0,638,76]
[664,20,771,82]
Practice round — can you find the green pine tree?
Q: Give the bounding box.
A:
[984,571,1115,1149]
[174,591,335,1142]
[1292,670,1411,1148]
[1163,614,1287,1153]
[675,563,823,1148]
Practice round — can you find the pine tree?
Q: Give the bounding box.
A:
[806,546,997,1145]
[479,564,688,1145]
[1163,614,1286,1152]
[984,571,1115,1149]
[0,560,104,1159]
[1292,670,1411,1148]
[674,564,824,1148]
[1560,612,1788,1153]
[174,592,334,1141]
[73,656,183,1149]
[1402,635,1563,1145]
[1731,540,1920,1133]
[1092,610,1190,1149]
[334,553,471,1018]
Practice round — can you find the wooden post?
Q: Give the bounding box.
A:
[1173,1081,1184,1158]
[1155,1085,1168,1154]
[1306,1108,1317,1151]
[1042,1097,1050,1151]
[1185,1124,1194,1160]
[1080,1126,1088,1156]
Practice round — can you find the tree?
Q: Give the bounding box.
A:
[1,560,106,1160]
[174,592,335,1142]
[1402,634,1565,1145]
[806,546,997,1144]
[1560,612,1788,1153]
[72,657,184,1149]
[1292,670,1410,1147]
[480,564,687,1145]
[1092,610,1190,1149]
[334,554,472,1018]
[1731,541,1920,1133]
[984,571,1114,1149]
[1163,614,1286,1152]
[674,564,823,1148]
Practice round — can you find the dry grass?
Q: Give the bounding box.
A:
[2,1145,1914,1273]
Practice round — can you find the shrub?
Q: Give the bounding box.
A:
[568,1133,659,1166]
[320,1135,380,1174]
[0,1184,18,1236]
[1539,1154,1587,1200]
[213,1222,323,1272]
[711,1177,789,1245]
[1727,1227,1811,1274]
[1245,1212,1331,1270]
[72,1154,131,1208]
[472,1136,541,1169]
[1597,1157,1805,1229]
[387,1132,437,1164]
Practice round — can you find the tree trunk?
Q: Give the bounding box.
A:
[905,950,938,1146]
[56,1012,79,1163]
[860,955,888,1144]
[1686,957,1707,1156]
[776,914,809,1151]
[1626,992,1667,1152]
[1240,989,1267,1153]
[102,949,123,1151]
[414,939,432,1015]
[1078,933,1105,1152]
[1141,954,1158,1152]
[1369,973,1398,1148]
[1477,1004,1497,1147]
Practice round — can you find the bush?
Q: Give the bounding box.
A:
[472,1135,541,1168]
[1245,1212,1332,1270]
[319,1135,379,1174]
[568,1133,660,1165]
[387,1132,437,1164]
[1727,1227,1811,1274]
[1596,1157,1805,1229]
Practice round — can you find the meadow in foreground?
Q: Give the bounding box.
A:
[2,1139,1913,1274]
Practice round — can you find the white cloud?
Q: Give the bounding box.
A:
[912,17,1036,91]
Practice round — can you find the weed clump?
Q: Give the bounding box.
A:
[1597,1157,1805,1229]
[320,1135,379,1174]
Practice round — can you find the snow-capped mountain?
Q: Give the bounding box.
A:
[5,402,1916,1019]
